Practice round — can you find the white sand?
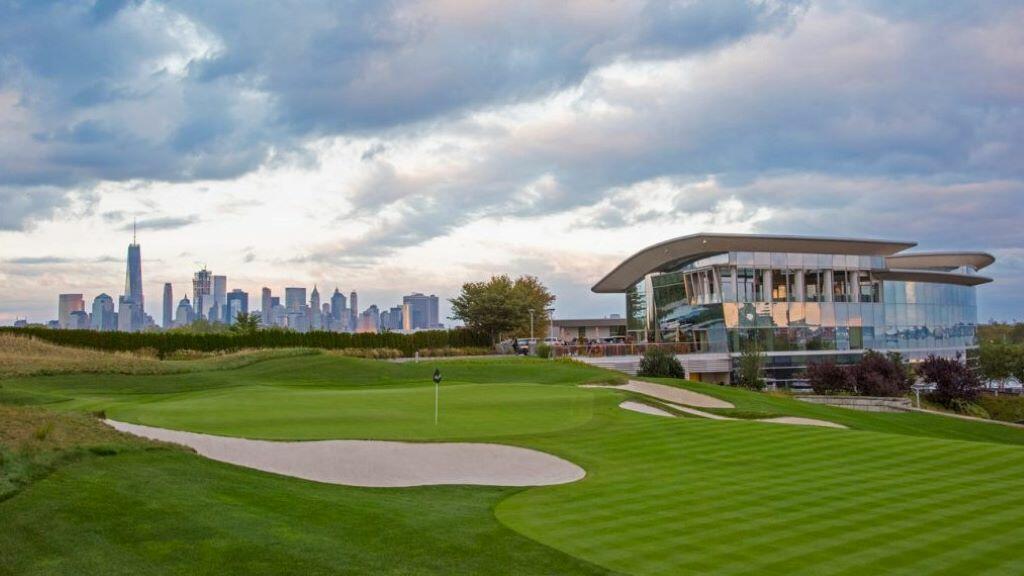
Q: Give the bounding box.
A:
[660,403,846,428]
[106,420,585,488]
[593,381,845,429]
[662,402,733,420]
[757,416,848,429]
[584,380,734,408]
[619,401,676,418]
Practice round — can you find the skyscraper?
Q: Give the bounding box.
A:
[69,310,90,330]
[330,288,346,321]
[192,268,212,321]
[357,304,380,333]
[213,275,227,322]
[91,293,116,331]
[58,294,84,329]
[162,283,173,328]
[117,295,140,332]
[380,307,403,331]
[349,290,358,332]
[175,294,194,326]
[226,289,248,324]
[285,287,306,312]
[124,224,144,320]
[310,285,321,330]
[402,293,440,331]
[261,287,272,326]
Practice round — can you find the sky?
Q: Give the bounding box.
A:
[1,0,1022,325]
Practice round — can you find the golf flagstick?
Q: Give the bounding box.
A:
[433,368,442,425]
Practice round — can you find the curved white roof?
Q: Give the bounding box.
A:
[592,233,917,293]
[885,251,995,272]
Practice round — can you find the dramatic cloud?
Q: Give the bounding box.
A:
[125,215,201,231]
[325,0,1024,258]
[0,0,804,209]
[0,0,1022,322]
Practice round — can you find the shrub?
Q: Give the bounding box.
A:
[535,344,552,359]
[806,362,856,395]
[324,348,402,359]
[415,347,493,358]
[918,354,982,410]
[737,342,765,390]
[637,347,685,378]
[977,394,1024,423]
[0,326,491,358]
[851,350,913,397]
[948,400,990,419]
[33,422,53,441]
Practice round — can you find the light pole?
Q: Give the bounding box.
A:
[546,307,555,357]
[529,309,535,340]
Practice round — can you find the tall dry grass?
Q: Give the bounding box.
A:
[0,333,319,378]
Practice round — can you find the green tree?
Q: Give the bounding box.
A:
[1011,346,1024,391]
[230,312,262,336]
[637,347,684,378]
[737,341,765,390]
[449,275,555,343]
[980,341,1016,391]
[166,318,230,335]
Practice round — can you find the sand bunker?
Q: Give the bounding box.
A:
[757,416,847,429]
[585,380,734,408]
[107,420,585,487]
[606,391,847,428]
[619,401,675,418]
[659,403,845,428]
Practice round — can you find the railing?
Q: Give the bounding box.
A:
[550,341,726,358]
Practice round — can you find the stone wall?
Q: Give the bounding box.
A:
[797,395,912,412]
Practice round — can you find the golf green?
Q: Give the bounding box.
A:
[3,354,1024,575]
[106,382,601,440]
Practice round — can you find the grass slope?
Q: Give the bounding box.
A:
[641,377,1024,446]
[0,333,319,379]
[0,405,167,501]
[0,450,615,576]
[4,354,1024,575]
[498,414,1024,576]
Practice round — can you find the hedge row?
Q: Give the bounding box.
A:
[1,327,491,358]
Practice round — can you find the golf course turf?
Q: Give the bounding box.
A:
[3,352,1024,575]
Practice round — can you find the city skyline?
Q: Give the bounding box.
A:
[33,233,450,333]
[1,2,1022,324]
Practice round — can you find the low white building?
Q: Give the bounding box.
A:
[551,317,627,342]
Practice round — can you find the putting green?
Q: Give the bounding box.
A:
[107,382,601,440]
[5,353,1024,575]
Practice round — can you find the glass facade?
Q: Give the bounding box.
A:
[625,251,979,384]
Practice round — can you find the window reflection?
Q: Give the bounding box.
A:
[635,252,979,367]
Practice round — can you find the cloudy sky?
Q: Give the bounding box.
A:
[1,0,1022,324]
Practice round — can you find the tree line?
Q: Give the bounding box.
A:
[0,326,490,358]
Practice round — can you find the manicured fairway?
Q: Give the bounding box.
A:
[3,353,1024,575]
[497,415,1024,575]
[107,383,599,440]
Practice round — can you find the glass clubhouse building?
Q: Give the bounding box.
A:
[592,234,994,385]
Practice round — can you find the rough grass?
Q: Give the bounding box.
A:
[0,333,319,378]
[978,394,1024,423]
[0,405,170,501]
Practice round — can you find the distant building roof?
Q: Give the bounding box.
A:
[552,317,627,328]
